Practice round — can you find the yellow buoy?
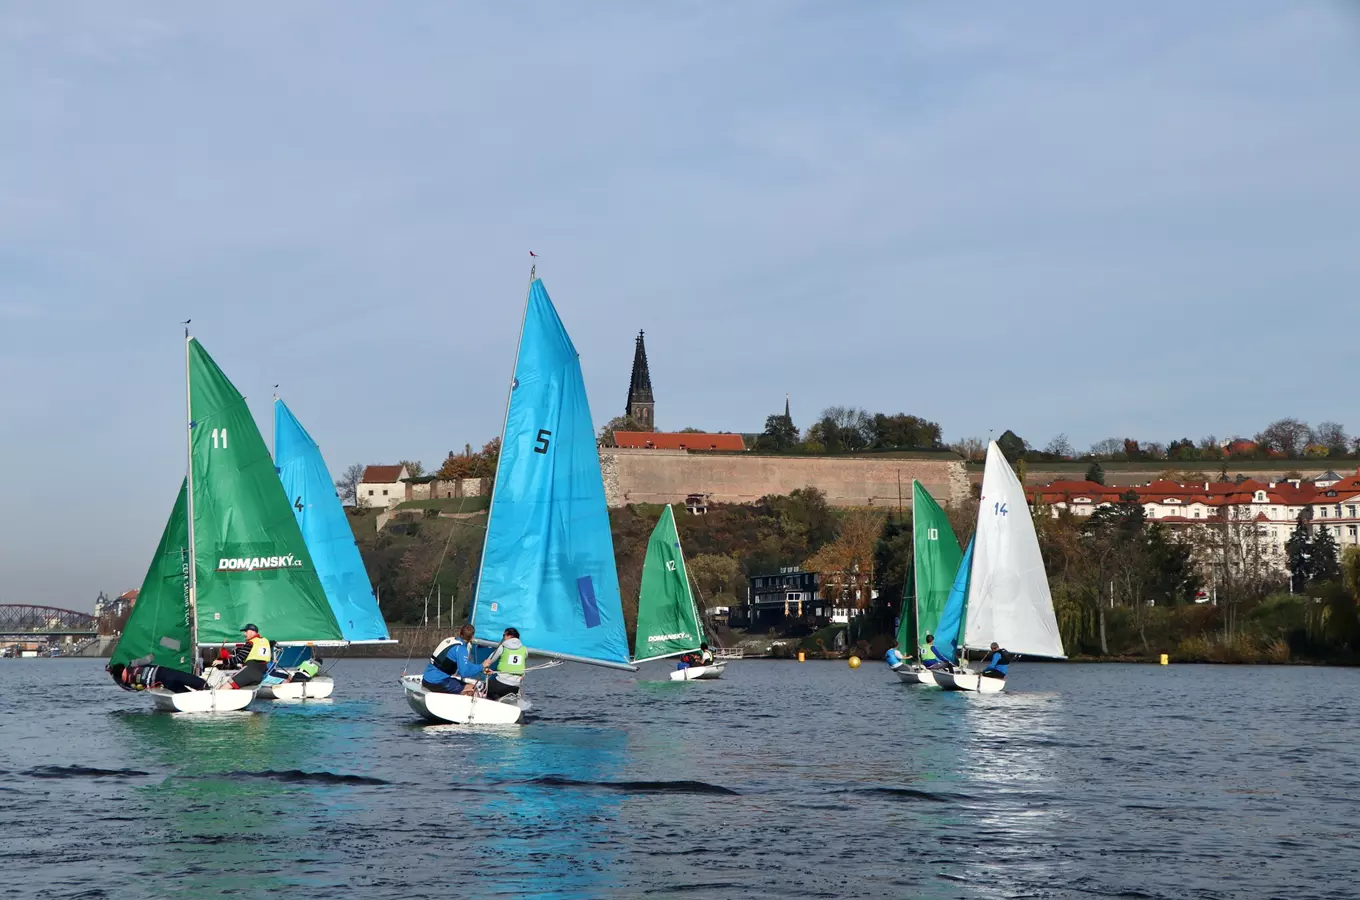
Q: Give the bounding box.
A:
[797,650,805,663]
[1159,653,1169,666]
[848,655,862,669]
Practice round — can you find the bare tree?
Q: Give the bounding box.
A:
[336,463,365,506]
[1090,437,1123,458]
[1315,421,1349,457]
[950,437,986,461]
[1044,433,1075,459]
[1255,418,1314,458]
[397,459,425,478]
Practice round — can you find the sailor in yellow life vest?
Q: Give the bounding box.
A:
[482,627,526,701]
[215,624,272,688]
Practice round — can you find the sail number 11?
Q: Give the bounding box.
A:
[210,428,228,449]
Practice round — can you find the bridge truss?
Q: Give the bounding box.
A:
[0,604,100,638]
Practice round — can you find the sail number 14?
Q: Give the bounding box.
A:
[993,502,1008,516]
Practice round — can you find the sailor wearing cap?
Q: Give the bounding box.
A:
[214,623,272,688]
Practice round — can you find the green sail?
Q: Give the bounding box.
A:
[895,564,915,654]
[188,338,343,645]
[911,480,962,657]
[111,481,193,670]
[632,505,703,662]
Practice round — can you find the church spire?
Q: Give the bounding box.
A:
[626,330,655,430]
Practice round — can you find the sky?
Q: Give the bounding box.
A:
[3,2,1358,610]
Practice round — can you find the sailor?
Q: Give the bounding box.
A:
[288,655,322,683]
[422,624,479,695]
[699,642,715,666]
[981,643,1011,679]
[108,656,210,694]
[884,646,905,668]
[215,624,271,688]
[921,634,948,670]
[482,627,527,700]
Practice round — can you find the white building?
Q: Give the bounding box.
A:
[358,464,409,509]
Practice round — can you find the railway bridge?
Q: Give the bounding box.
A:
[0,604,100,641]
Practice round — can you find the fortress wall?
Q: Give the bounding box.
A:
[600,449,968,509]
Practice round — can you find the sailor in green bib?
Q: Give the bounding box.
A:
[288,655,323,683]
[482,627,526,701]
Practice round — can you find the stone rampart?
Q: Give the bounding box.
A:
[600,449,967,508]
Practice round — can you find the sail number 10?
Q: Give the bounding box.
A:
[210,428,228,449]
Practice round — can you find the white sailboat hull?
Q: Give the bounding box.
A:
[257,676,334,701]
[149,686,256,712]
[895,667,939,686]
[932,670,1006,693]
[401,675,524,724]
[668,663,725,681]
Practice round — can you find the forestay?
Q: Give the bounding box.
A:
[471,278,632,668]
[963,441,1066,659]
[933,536,973,665]
[911,480,963,656]
[274,398,390,642]
[633,504,703,662]
[187,339,343,645]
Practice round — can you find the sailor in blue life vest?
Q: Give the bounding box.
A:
[108,657,211,694]
[212,624,271,688]
[981,642,1011,679]
[482,627,527,700]
[422,624,481,695]
[884,646,905,669]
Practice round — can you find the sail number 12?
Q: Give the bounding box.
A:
[210,428,228,449]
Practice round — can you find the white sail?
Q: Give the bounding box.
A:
[963,442,1066,659]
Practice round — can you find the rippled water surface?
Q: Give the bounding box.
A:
[1,659,1357,899]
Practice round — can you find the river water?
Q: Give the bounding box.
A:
[0,658,1355,899]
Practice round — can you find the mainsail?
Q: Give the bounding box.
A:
[963,441,1066,659]
[911,480,963,657]
[933,536,973,665]
[274,398,390,642]
[187,339,343,645]
[632,504,703,662]
[471,278,632,669]
[110,480,193,670]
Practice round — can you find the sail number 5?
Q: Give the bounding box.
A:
[534,429,552,454]
[210,428,228,449]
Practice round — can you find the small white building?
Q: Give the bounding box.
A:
[358,465,409,509]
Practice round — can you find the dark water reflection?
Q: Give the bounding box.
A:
[1,658,1356,899]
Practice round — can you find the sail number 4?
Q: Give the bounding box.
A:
[993,502,1008,516]
[210,428,228,449]
[534,429,552,454]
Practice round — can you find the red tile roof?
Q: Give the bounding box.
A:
[614,431,746,452]
[361,465,406,483]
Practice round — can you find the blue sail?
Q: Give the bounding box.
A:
[933,536,974,665]
[472,278,631,668]
[274,398,390,642]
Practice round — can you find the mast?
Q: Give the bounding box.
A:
[670,505,703,647]
[470,261,537,631]
[910,482,922,658]
[183,327,200,674]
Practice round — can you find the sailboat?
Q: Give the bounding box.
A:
[111,335,347,711]
[632,505,721,681]
[931,441,1066,693]
[403,272,635,725]
[896,481,963,686]
[109,479,253,712]
[259,398,395,700]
